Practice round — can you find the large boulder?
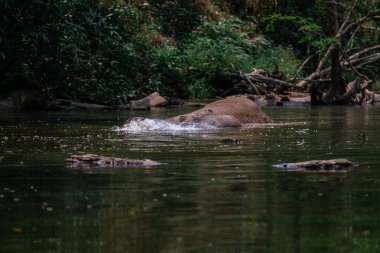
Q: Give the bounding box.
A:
[130,92,167,110]
[169,95,272,128]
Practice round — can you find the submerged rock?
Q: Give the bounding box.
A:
[272,159,354,171]
[66,154,160,168]
[169,95,272,128]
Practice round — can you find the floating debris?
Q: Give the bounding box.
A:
[272,159,354,171]
[66,154,161,168]
[220,138,242,144]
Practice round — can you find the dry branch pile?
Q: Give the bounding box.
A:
[237,2,379,105]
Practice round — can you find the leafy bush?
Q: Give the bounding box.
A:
[372,81,380,92]
[149,1,201,39]
[147,17,300,98]
[53,4,142,102]
[188,79,215,99]
[261,13,323,54]
[184,19,255,97]
[180,18,299,97]
[251,45,301,78]
[1,1,301,102]
[1,1,154,103]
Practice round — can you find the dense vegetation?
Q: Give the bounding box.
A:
[0,0,379,104]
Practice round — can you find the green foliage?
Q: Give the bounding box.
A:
[1,1,150,102]
[188,79,215,99]
[148,45,186,97]
[183,18,259,95]
[311,37,339,50]
[1,0,302,101]
[147,18,300,98]
[52,4,142,102]
[372,81,380,92]
[141,18,259,98]
[149,1,202,39]
[261,0,380,84]
[188,18,300,85]
[0,0,9,7]
[262,14,322,50]
[251,45,300,78]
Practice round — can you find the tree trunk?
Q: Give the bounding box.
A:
[322,2,346,104]
[326,47,346,101]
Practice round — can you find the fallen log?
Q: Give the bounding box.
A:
[272,158,354,171]
[66,154,160,168]
[373,93,380,103]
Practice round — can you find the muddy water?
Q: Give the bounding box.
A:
[1,105,380,253]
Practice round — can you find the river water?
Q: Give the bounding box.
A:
[1,105,380,253]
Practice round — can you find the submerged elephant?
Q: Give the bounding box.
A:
[169,95,273,128]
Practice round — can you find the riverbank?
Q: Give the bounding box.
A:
[2,89,380,113]
[2,1,378,106]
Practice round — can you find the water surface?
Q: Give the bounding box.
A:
[1,105,380,253]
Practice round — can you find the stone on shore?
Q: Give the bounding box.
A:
[130,92,167,110]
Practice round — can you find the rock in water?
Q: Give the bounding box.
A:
[130,92,167,110]
[169,95,272,128]
[66,154,160,168]
[272,159,354,171]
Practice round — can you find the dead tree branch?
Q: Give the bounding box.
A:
[350,54,380,70]
[348,45,380,61]
[348,53,380,67]
[340,9,380,36]
[291,53,319,81]
[297,51,380,88]
[297,3,379,88]
[340,47,369,80]
[240,71,261,96]
[246,73,300,89]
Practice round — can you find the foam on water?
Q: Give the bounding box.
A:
[114,118,211,133]
[114,118,308,133]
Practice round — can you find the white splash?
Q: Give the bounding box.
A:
[114,118,211,133]
[114,118,308,133]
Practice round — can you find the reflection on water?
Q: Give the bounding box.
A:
[1,106,380,252]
